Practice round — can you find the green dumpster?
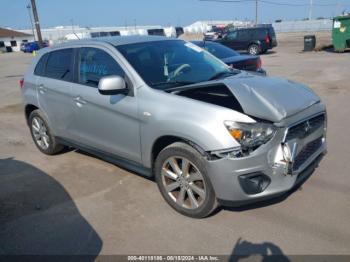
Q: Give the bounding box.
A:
[332,15,350,52]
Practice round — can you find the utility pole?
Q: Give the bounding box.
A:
[70,19,80,40]
[30,0,43,47]
[255,0,259,25]
[26,4,36,41]
[309,0,313,20]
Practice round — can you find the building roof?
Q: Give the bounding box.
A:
[96,35,171,46]
[0,27,32,38]
[54,35,173,49]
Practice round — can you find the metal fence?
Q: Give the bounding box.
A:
[272,19,333,33]
[184,19,333,34]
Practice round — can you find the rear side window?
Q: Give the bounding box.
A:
[255,29,268,39]
[110,31,120,36]
[238,30,251,40]
[78,47,125,87]
[34,53,48,76]
[46,49,73,81]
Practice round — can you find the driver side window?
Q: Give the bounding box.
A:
[78,47,125,87]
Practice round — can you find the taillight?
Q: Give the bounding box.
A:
[265,35,270,44]
[19,78,24,89]
[257,57,262,69]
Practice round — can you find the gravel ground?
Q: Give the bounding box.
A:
[0,32,349,257]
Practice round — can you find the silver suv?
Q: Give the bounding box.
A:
[21,36,327,218]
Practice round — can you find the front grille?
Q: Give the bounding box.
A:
[293,137,323,171]
[286,114,325,141]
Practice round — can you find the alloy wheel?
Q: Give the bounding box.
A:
[249,45,259,55]
[31,116,50,150]
[161,156,206,209]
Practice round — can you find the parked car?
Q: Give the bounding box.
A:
[192,41,266,75]
[21,36,326,218]
[21,41,49,53]
[203,26,226,41]
[175,27,184,38]
[213,25,278,55]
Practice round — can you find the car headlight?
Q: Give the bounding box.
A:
[224,121,277,151]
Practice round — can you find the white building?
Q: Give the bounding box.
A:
[184,20,253,33]
[0,27,34,52]
[18,25,168,43]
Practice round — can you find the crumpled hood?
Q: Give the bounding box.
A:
[222,73,320,122]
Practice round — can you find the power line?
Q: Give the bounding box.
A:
[199,0,259,24]
[199,0,347,7]
[199,0,255,2]
[199,0,348,24]
[261,0,337,7]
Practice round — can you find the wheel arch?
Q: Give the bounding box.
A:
[24,104,39,125]
[248,41,261,49]
[150,135,208,173]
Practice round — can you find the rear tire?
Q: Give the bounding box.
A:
[248,44,261,55]
[154,142,218,218]
[29,110,65,155]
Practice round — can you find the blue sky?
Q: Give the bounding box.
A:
[1,0,349,29]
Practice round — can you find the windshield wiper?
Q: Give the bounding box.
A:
[209,70,238,81]
[151,80,196,88]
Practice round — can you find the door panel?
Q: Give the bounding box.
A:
[36,48,75,138]
[70,84,141,162]
[236,30,251,50]
[70,47,141,163]
[223,31,240,50]
[37,77,74,137]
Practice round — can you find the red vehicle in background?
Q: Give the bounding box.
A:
[203,25,227,41]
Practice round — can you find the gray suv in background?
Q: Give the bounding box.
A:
[21,36,327,218]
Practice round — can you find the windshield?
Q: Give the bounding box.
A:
[116,40,233,90]
[197,42,240,59]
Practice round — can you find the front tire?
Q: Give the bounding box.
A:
[29,110,65,155]
[154,142,217,218]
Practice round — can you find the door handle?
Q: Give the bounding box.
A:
[38,84,47,94]
[73,96,87,105]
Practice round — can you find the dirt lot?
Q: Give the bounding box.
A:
[0,32,350,257]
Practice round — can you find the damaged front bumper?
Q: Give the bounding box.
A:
[205,110,327,207]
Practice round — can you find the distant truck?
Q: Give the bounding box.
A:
[332,15,350,52]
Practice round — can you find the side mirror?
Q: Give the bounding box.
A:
[98,75,128,95]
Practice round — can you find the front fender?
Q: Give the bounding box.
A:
[137,85,254,168]
[140,118,240,168]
